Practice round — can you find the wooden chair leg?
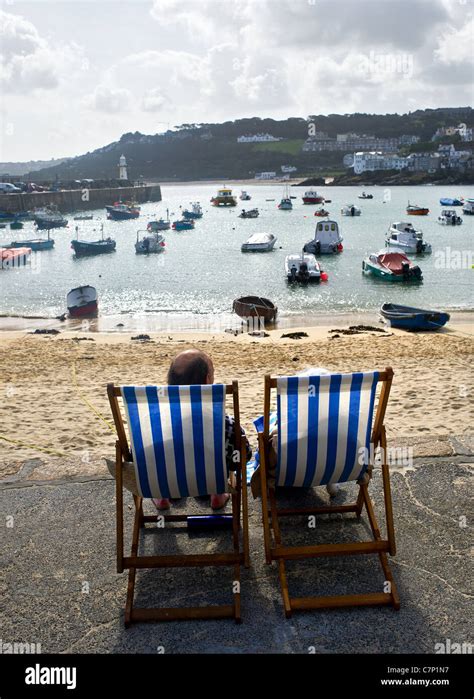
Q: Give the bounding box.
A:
[380,427,396,556]
[269,488,293,617]
[241,447,250,569]
[124,505,141,628]
[258,433,272,564]
[115,441,124,574]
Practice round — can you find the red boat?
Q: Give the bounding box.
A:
[302,190,324,205]
[67,285,98,318]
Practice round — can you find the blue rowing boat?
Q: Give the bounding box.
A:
[440,198,462,207]
[381,303,450,331]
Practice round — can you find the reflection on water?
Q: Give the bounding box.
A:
[0,184,473,329]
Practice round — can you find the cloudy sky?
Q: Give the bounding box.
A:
[1,0,473,161]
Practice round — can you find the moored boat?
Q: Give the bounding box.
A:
[406,202,429,216]
[380,303,450,331]
[314,207,330,217]
[148,210,170,231]
[278,185,292,210]
[303,219,343,255]
[33,206,68,229]
[285,252,327,283]
[232,296,277,324]
[302,190,324,205]
[440,197,462,207]
[438,209,463,226]
[211,187,237,207]
[106,201,140,220]
[182,202,203,219]
[239,208,259,219]
[135,230,165,254]
[6,232,54,252]
[362,251,422,281]
[386,222,431,254]
[73,214,94,221]
[240,191,251,201]
[241,233,276,252]
[462,199,474,215]
[67,285,98,318]
[172,218,195,231]
[71,225,116,257]
[341,203,361,216]
[359,192,373,199]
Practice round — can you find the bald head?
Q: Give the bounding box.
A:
[167,349,214,386]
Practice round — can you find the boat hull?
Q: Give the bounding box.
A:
[71,240,116,257]
[8,239,54,251]
[232,296,277,323]
[381,304,449,330]
[35,219,68,229]
[385,241,432,255]
[303,196,324,205]
[106,210,139,220]
[67,286,98,318]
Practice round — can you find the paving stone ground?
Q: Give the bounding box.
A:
[1,437,473,654]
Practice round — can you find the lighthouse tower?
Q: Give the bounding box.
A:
[118,154,128,181]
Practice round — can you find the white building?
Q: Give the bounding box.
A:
[353,151,408,174]
[432,123,474,142]
[237,133,282,143]
[255,171,277,180]
[281,165,297,173]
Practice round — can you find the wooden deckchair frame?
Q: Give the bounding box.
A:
[258,367,400,617]
[107,381,249,626]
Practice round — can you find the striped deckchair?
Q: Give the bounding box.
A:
[107,382,249,626]
[258,368,399,617]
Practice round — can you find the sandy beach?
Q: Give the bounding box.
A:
[1,321,472,480]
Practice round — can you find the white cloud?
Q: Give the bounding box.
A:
[142,87,168,112]
[84,85,133,113]
[434,17,474,65]
[0,10,84,94]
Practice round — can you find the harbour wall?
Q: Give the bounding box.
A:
[0,184,161,214]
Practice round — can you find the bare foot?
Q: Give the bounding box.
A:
[210,493,230,510]
[152,498,171,511]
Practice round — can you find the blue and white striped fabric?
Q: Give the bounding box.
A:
[120,385,228,499]
[276,372,379,488]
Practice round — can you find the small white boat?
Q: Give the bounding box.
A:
[304,219,343,255]
[239,208,259,219]
[241,233,276,252]
[240,191,251,201]
[341,204,361,216]
[135,230,166,254]
[67,285,98,317]
[73,214,94,221]
[438,209,463,226]
[386,222,432,254]
[462,199,474,215]
[285,252,326,283]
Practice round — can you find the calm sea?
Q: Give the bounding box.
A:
[0,184,473,330]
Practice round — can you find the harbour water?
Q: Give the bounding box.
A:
[0,184,473,330]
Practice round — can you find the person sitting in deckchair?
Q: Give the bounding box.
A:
[153,349,252,511]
